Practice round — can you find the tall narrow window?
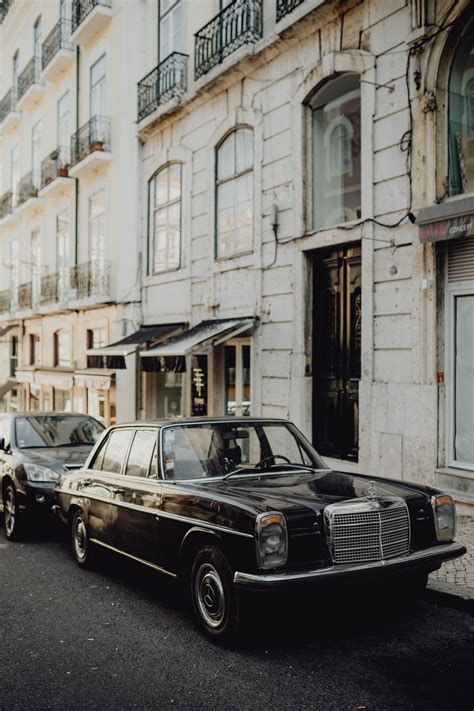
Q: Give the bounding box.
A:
[149,163,181,273]
[31,229,41,307]
[216,128,253,258]
[448,15,474,195]
[12,51,19,104]
[159,0,183,61]
[10,239,19,308]
[33,17,42,79]
[225,341,251,416]
[90,55,106,118]
[57,92,70,166]
[31,121,42,189]
[310,74,361,230]
[56,209,70,300]
[10,144,20,206]
[54,330,72,367]
[89,191,105,264]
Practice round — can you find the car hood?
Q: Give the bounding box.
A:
[17,445,93,472]
[188,469,432,515]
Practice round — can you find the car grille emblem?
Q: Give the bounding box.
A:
[365,481,378,500]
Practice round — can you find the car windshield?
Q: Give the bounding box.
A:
[161,421,327,481]
[15,415,104,449]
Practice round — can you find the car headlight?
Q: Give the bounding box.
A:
[23,463,60,482]
[256,512,288,569]
[431,494,456,542]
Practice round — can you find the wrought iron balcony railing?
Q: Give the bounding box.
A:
[42,19,73,71]
[70,260,111,300]
[72,0,111,33]
[18,171,40,207]
[70,115,111,167]
[41,146,71,189]
[0,290,10,314]
[0,0,13,23]
[137,52,188,122]
[194,0,262,80]
[17,56,42,101]
[276,0,305,22]
[40,270,70,305]
[0,89,17,124]
[18,282,33,311]
[0,192,14,219]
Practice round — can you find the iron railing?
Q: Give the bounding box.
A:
[41,146,71,190]
[41,270,70,304]
[194,0,262,80]
[18,171,40,207]
[70,260,111,300]
[276,0,305,22]
[17,56,42,101]
[137,52,188,122]
[70,115,111,167]
[18,282,32,311]
[72,0,111,33]
[0,0,13,23]
[0,89,17,124]
[0,192,14,219]
[42,19,73,71]
[0,290,10,314]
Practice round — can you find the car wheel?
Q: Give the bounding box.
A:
[191,546,240,642]
[3,484,23,541]
[71,510,95,569]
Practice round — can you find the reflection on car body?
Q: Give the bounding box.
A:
[56,417,466,641]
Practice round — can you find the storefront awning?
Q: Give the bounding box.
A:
[86,323,185,369]
[141,318,256,358]
[417,196,474,243]
[74,369,115,391]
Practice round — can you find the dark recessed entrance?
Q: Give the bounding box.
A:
[312,244,361,462]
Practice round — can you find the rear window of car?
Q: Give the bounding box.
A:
[124,429,157,478]
[100,429,134,474]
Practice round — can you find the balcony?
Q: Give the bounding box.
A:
[17,171,43,216]
[137,52,188,123]
[17,282,33,313]
[70,260,111,304]
[194,0,262,80]
[276,0,305,22]
[40,271,70,311]
[69,115,111,177]
[17,57,45,111]
[0,290,10,316]
[71,0,113,45]
[0,89,21,132]
[41,19,74,82]
[39,146,74,198]
[0,191,19,227]
[0,0,13,23]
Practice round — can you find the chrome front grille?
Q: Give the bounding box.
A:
[326,499,410,564]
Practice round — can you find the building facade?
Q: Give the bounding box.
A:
[1,0,473,514]
[0,0,142,424]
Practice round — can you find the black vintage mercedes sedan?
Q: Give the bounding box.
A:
[0,412,104,540]
[57,417,466,640]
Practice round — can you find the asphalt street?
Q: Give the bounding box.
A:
[0,522,472,711]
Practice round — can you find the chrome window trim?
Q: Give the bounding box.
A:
[58,488,254,538]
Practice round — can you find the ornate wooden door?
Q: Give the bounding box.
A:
[312,245,361,461]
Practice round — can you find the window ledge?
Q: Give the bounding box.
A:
[144,267,190,287]
[214,251,254,273]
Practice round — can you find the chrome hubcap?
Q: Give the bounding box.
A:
[4,490,15,535]
[195,563,225,628]
[73,518,87,561]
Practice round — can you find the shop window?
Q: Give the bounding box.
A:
[448,16,474,195]
[30,384,41,412]
[216,128,253,258]
[309,74,361,230]
[148,163,182,274]
[225,341,251,416]
[87,388,106,421]
[54,388,72,412]
[9,336,18,378]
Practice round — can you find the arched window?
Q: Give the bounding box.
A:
[309,74,361,230]
[448,15,474,195]
[216,128,253,258]
[148,163,182,274]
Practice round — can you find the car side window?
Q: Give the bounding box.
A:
[89,436,108,471]
[149,443,158,479]
[124,429,157,478]
[101,429,134,474]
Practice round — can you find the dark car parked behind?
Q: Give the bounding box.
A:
[0,412,104,540]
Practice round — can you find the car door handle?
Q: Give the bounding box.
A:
[112,487,126,495]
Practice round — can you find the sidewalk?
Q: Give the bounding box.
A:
[427,515,474,602]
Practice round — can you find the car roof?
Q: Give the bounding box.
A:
[109,416,290,429]
[11,412,98,418]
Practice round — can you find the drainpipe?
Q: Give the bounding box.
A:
[74,45,80,266]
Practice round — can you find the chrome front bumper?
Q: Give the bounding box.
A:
[233,541,466,589]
